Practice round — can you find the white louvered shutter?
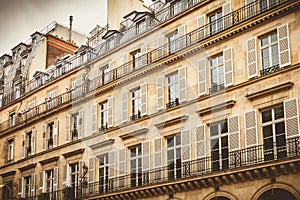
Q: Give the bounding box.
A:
[277,24,291,68]
[88,157,96,193]
[109,151,116,179]
[32,129,36,154]
[141,43,148,66]
[42,125,47,150]
[178,24,186,49]
[196,125,206,172]
[78,110,84,138]
[156,35,164,58]
[107,97,114,128]
[245,0,256,18]
[53,167,58,193]
[18,177,24,197]
[118,148,126,187]
[222,2,232,28]
[53,120,58,147]
[62,164,70,188]
[142,141,150,172]
[246,37,258,78]
[198,58,207,96]
[141,83,148,116]
[228,116,240,167]
[121,91,128,123]
[91,104,97,133]
[197,15,205,40]
[154,138,162,180]
[39,171,45,193]
[66,115,71,143]
[21,133,25,158]
[178,66,187,102]
[157,76,164,110]
[245,110,257,163]
[181,130,191,161]
[284,98,299,138]
[223,47,234,87]
[30,174,35,197]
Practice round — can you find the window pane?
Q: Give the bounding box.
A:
[270,32,277,42]
[210,124,219,136]
[261,36,269,47]
[274,106,284,119]
[262,110,272,122]
[167,137,174,148]
[211,138,219,150]
[275,122,285,135]
[167,150,174,160]
[263,125,273,137]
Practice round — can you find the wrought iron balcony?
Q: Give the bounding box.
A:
[260,64,280,76]
[130,110,141,121]
[166,98,179,109]
[99,123,108,132]
[209,83,225,94]
[72,129,79,139]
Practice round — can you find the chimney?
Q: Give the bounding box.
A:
[69,16,73,43]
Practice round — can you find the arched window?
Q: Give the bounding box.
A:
[210,197,230,200]
[258,188,297,200]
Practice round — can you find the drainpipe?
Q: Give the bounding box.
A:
[69,15,73,43]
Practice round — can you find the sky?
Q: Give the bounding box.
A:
[0,0,108,55]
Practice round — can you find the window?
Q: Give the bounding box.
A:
[170,1,183,16]
[167,134,181,180]
[260,0,277,11]
[130,145,142,187]
[131,88,141,121]
[47,90,57,109]
[70,163,80,199]
[210,121,229,171]
[210,54,225,93]
[168,31,179,54]
[24,176,33,198]
[106,37,115,50]
[99,101,108,130]
[7,139,14,163]
[72,79,82,99]
[99,154,109,193]
[261,105,286,161]
[260,32,279,71]
[14,83,21,99]
[72,113,79,140]
[136,19,146,35]
[27,100,35,118]
[132,50,142,69]
[101,65,110,84]
[46,169,55,196]
[48,122,54,148]
[9,111,16,127]
[167,73,179,108]
[209,10,223,35]
[26,131,33,157]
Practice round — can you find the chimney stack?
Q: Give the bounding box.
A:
[69,16,73,43]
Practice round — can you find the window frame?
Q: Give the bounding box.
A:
[99,101,108,130]
[260,31,279,70]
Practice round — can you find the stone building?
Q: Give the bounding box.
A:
[1,0,300,200]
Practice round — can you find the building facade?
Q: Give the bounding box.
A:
[1,0,300,200]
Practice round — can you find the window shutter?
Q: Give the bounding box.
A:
[62,165,68,188]
[53,120,59,147]
[21,133,25,158]
[245,110,257,163]
[197,15,205,40]
[228,116,240,151]
[142,141,150,172]
[42,125,47,150]
[39,171,45,193]
[78,110,84,139]
[108,61,114,81]
[32,129,36,154]
[284,98,299,138]
[223,47,234,87]
[157,76,164,110]
[141,83,148,116]
[121,91,128,123]
[246,37,258,78]
[91,104,97,133]
[141,43,148,66]
[107,97,114,128]
[222,2,232,28]
[88,157,96,193]
[118,148,126,187]
[195,125,206,173]
[18,177,24,197]
[178,66,187,102]
[245,0,256,18]
[156,35,164,58]
[66,115,71,143]
[109,151,116,179]
[181,130,191,161]
[178,24,186,48]
[198,58,207,96]
[53,167,58,193]
[154,137,162,180]
[31,174,35,197]
[277,24,291,68]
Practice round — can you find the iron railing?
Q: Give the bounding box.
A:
[260,64,280,76]
[209,83,225,94]
[166,98,179,108]
[0,0,294,132]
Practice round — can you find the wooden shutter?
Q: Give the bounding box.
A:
[157,75,164,110]
[245,110,257,163]
[156,35,164,58]
[78,110,84,138]
[32,129,36,154]
[107,97,114,128]
[39,171,45,193]
[30,174,35,197]
[228,116,240,151]
[53,120,59,147]
[178,24,186,48]
[66,115,71,143]
[246,37,258,78]
[178,66,186,102]
[21,133,25,158]
[223,47,234,87]
[141,83,148,116]
[222,2,232,28]
[198,58,207,96]
[197,15,205,40]
[181,130,191,161]
[53,167,58,193]
[18,177,24,197]
[121,91,128,123]
[142,141,150,171]
[88,157,96,193]
[42,125,47,150]
[284,98,299,138]
[154,138,162,180]
[195,125,206,172]
[91,104,97,133]
[141,43,148,66]
[118,148,126,187]
[109,151,116,178]
[277,24,291,67]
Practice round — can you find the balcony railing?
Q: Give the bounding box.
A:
[260,64,280,76]
[83,136,300,198]
[209,83,225,94]
[0,0,294,133]
[130,110,141,121]
[166,98,179,108]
